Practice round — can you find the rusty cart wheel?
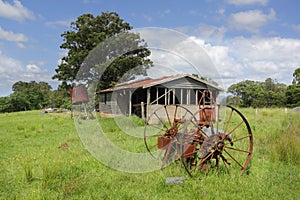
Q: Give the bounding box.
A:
[144,105,196,169]
[181,105,253,177]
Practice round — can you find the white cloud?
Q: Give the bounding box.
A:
[291,24,300,33]
[136,28,299,89]
[0,0,35,21]
[16,42,26,48]
[194,24,227,42]
[0,26,28,42]
[230,37,300,62]
[226,0,268,6]
[217,8,225,15]
[26,64,42,73]
[0,49,55,96]
[154,33,300,88]
[45,19,72,28]
[284,24,300,34]
[227,36,300,85]
[229,9,276,33]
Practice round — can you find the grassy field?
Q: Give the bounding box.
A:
[0,108,299,199]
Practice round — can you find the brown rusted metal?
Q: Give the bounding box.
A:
[157,136,172,149]
[70,86,89,104]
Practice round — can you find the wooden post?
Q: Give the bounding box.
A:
[216,92,220,122]
[165,88,167,105]
[156,88,159,104]
[129,90,132,116]
[180,89,183,105]
[196,90,198,105]
[147,88,151,119]
[167,89,170,105]
[141,102,145,121]
[187,89,190,105]
[173,89,175,104]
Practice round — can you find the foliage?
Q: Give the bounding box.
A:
[53,12,152,90]
[49,87,72,109]
[285,84,300,107]
[0,81,52,112]
[0,109,299,199]
[292,67,300,85]
[0,81,72,113]
[227,78,287,107]
[286,67,300,107]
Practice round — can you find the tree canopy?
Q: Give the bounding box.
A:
[227,78,287,108]
[0,81,52,112]
[227,68,300,108]
[52,12,152,90]
[286,68,300,107]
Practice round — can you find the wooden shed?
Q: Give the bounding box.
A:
[98,74,223,118]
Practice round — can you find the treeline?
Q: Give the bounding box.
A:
[0,81,71,113]
[1,68,299,113]
[226,68,300,108]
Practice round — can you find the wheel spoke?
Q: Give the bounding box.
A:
[182,109,189,119]
[228,120,244,135]
[223,149,244,169]
[216,154,220,175]
[161,141,176,169]
[173,105,178,123]
[221,154,230,174]
[164,106,171,125]
[224,109,233,133]
[147,143,158,151]
[229,135,251,143]
[225,146,251,154]
[146,123,166,132]
[154,112,168,129]
[194,151,213,171]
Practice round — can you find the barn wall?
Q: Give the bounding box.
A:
[99,90,130,116]
[157,77,209,89]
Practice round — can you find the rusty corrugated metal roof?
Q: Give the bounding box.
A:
[99,74,223,93]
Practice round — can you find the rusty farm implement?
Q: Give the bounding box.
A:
[144,89,253,177]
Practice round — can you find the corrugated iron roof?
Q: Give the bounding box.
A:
[99,74,223,93]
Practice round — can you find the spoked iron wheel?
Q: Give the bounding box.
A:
[144,105,196,169]
[181,105,253,177]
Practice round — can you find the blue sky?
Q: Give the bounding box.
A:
[0,0,299,96]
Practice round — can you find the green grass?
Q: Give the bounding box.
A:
[0,108,299,199]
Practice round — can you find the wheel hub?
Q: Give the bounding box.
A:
[200,133,227,158]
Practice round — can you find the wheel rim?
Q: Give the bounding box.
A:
[144,105,196,169]
[181,105,253,177]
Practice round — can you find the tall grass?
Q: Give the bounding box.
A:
[270,113,300,165]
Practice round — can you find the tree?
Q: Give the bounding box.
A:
[227,78,287,108]
[53,12,152,90]
[286,68,300,107]
[0,81,53,112]
[292,68,300,85]
[227,80,262,107]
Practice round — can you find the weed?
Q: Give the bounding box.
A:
[23,163,34,183]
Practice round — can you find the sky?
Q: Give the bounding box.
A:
[0,0,300,96]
